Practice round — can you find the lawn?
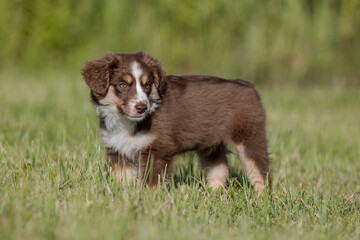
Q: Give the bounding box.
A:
[0,73,359,240]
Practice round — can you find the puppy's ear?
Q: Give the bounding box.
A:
[82,53,119,97]
[137,51,166,97]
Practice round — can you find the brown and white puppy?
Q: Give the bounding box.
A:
[82,51,271,194]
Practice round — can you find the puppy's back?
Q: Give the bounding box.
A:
[150,75,265,151]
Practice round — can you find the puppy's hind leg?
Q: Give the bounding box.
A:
[197,144,230,189]
[234,142,271,195]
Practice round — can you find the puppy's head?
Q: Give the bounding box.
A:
[82,51,166,121]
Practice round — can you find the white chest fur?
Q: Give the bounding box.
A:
[96,105,155,162]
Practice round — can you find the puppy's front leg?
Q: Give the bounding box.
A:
[106,149,137,184]
[139,153,174,188]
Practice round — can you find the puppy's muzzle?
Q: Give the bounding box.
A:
[135,102,148,114]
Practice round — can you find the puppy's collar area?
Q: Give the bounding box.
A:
[96,103,155,162]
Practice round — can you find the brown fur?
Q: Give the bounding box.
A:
[82,51,271,195]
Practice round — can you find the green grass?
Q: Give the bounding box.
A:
[0,73,359,240]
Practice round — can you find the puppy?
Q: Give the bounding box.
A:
[82,51,270,194]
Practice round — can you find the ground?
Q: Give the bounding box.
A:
[0,73,359,240]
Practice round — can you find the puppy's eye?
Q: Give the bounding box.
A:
[144,83,152,89]
[119,82,128,89]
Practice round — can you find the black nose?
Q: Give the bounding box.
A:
[135,103,148,114]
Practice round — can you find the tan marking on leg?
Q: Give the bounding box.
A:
[111,163,136,185]
[206,163,229,189]
[236,144,265,195]
[198,147,230,189]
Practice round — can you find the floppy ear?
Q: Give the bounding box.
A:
[137,51,167,97]
[82,53,119,97]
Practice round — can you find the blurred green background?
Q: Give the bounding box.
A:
[1,0,359,85]
[1,2,360,239]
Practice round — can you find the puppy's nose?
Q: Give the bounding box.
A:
[135,102,148,114]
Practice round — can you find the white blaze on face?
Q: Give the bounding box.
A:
[131,61,149,105]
